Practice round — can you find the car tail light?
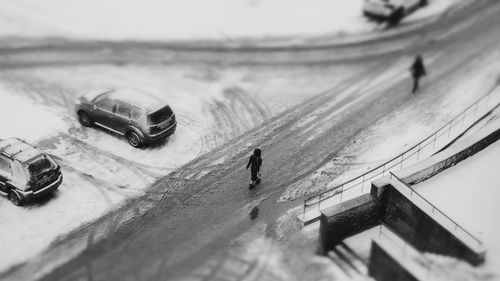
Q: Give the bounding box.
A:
[149,125,160,134]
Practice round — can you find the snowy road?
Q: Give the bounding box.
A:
[1,0,500,280]
[0,62,356,272]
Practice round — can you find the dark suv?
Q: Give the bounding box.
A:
[0,138,63,206]
[75,88,177,147]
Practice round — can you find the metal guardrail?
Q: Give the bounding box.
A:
[303,84,500,216]
[389,172,483,249]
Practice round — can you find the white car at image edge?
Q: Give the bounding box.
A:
[363,0,428,24]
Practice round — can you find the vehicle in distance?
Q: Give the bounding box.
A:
[0,138,63,206]
[363,0,427,24]
[75,88,177,148]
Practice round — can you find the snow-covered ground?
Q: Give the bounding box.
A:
[0,86,68,142]
[0,0,463,41]
[0,63,359,273]
[0,172,128,272]
[179,216,363,281]
[416,138,500,278]
[280,48,500,203]
[0,46,494,279]
[0,0,475,276]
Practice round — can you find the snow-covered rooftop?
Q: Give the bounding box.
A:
[108,88,166,111]
[417,138,500,276]
[0,137,42,163]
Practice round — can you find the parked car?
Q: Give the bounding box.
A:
[363,0,427,25]
[0,138,63,206]
[75,88,177,148]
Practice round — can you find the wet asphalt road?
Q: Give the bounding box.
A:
[3,1,500,280]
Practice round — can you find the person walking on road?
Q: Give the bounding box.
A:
[246,148,262,188]
[410,55,426,93]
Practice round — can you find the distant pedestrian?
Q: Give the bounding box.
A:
[410,55,426,93]
[246,148,262,188]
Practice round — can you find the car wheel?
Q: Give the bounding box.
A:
[9,190,23,206]
[78,111,92,127]
[127,132,143,148]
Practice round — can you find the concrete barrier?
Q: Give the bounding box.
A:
[398,126,500,185]
[319,193,383,254]
[377,180,485,265]
[319,178,485,265]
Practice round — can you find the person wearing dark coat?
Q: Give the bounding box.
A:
[246,148,262,184]
[410,55,426,93]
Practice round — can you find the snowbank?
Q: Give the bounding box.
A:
[0,84,68,142]
[0,171,126,271]
[0,0,463,41]
[417,139,500,276]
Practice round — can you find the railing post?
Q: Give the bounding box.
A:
[382,164,386,176]
[402,238,407,258]
[318,194,321,211]
[474,102,478,116]
[361,175,365,192]
[448,123,452,137]
[416,144,421,160]
[432,134,437,149]
[339,184,344,203]
[303,201,306,218]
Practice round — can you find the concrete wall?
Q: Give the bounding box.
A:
[318,193,383,254]
[368,241,419,281]
[381,185,484,265]
[320,180,484,265]
[398,127,500,185]
[318,117,499,268]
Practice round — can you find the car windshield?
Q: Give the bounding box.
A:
[147,105,173,125]
[26,155,57,180]
[92,91,113,103]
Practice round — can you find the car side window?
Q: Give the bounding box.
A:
[96,99,114,112]
[131,108,141,121]
[10,161,27,186]
[0,155,12,177]
[93,92,109,103]
[116,104,132,118]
